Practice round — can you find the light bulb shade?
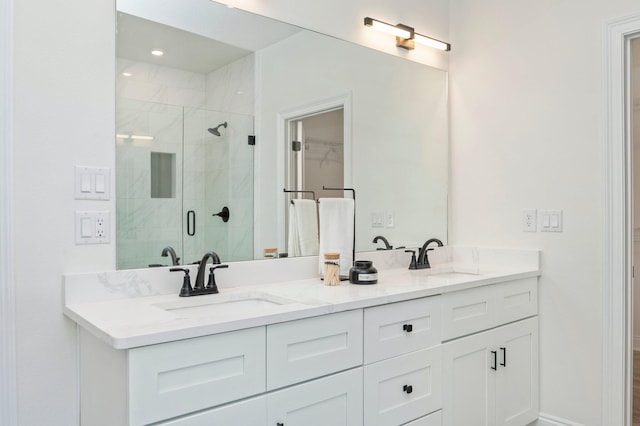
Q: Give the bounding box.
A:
[364,17,412,39]
[415,33,451,51]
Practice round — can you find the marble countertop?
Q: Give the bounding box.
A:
[64,263,540,350]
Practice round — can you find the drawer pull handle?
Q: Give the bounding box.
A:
[403,384,413,394]
[491,350,497,370]
[403,324,413,332]
[500,347,506,367]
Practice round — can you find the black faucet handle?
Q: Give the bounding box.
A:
[170,268,193,297]
[405,250,418,270]
[206,264,229,293]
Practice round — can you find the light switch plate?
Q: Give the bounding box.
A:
[540,209,563,232]
[371,211,384,228]
[75,166,110,200]
[385,210,395,228]
[75,211,110,244]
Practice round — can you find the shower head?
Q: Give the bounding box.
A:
[207,122,227,136]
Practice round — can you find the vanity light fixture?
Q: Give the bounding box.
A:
[363,17,450,51]
[121,72,132,77]
[151,49,164,56]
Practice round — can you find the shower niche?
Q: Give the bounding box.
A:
[116,98,254,269]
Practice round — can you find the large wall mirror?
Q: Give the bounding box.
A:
[115,0,448,270]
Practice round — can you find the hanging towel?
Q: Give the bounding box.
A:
[318,198,354,276]
[287,199,319,257]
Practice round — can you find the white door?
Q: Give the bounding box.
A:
[494,318,539,426]
[442,328,496,426]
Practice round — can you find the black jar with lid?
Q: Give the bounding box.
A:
[349,260,378,285]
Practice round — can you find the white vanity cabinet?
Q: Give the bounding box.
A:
[363,298,443,426]
[441,278,539,426]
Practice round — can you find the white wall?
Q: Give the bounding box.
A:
[448,1,637,424]
[13,0,115,424]
[10,1,449,424]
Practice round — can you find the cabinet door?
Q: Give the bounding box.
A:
[364,346,442,426]
[494,318,538,426]
[442,328,496,426]
[156,396,267,426]
[267,368,363,426]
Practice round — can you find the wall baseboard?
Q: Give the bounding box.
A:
[535,413,586,426]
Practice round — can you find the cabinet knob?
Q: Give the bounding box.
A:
[403,324,413,332]
[403,384,413,394]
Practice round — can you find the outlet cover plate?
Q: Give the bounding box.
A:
[75,211,110,244]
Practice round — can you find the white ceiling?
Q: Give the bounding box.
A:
[116,0,302,75]
[117,12,252,74]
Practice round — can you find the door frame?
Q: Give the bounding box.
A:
[0,0,16,423]
[603,12,640,426]
[276,93,352,252]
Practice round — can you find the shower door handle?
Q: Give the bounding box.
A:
[187,210,196,236]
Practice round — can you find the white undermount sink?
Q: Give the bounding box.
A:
[152,291,301,320]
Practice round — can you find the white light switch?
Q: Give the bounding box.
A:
[80,217,93,237]
[95,173,106,193]
[81,173,91,192]
[75,166,110,200]
[541,209,563,232]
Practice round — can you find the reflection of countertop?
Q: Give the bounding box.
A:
[64,248,540,349]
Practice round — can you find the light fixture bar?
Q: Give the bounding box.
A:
[364,16,450,52]
[415,33,451,51]
[364,17,412,40]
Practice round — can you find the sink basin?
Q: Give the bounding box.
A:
[153,291,300,320]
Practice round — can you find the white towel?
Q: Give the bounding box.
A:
[318,198,354,276]
[287,199,319,257]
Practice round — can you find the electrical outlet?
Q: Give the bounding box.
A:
[522,208,537,232]
[76,211,110,244]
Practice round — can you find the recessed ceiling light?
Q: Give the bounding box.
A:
[151,50,164,56]
[121,72,132,77]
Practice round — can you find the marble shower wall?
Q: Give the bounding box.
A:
[116,56,254,269]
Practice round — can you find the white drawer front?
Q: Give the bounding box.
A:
[441,285,496,341]
[494,277,538,326]
[441,279,538,341]
[364,297,441,364]
[405,410,442,426]
[129,327,265,425]
[364,346,442,426]
[267,309,363,390]
[156,395,267,426]
[267,368,363,426]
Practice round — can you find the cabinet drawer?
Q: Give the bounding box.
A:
[405,410,442,426]
[267,309,363,390]
[128,327,265,426]
[364,346,442,426]
[156,395,267,426]
[441,278,537,340]
[364,297,441,364]
[267,368,363,426]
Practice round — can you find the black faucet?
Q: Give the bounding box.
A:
[170,251,226,297]
[161,246,180,266]
[408,238,444,270]
[373,235,393,250]
[194,251,222,290]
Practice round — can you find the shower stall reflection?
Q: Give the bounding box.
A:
[116,99,254,269]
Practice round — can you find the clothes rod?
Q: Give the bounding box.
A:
[283,188,316,202]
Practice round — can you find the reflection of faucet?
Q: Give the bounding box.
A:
[194,251,222,290]
[410,238,444,270]
[161,246,180,266]
[373,235,392,250]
